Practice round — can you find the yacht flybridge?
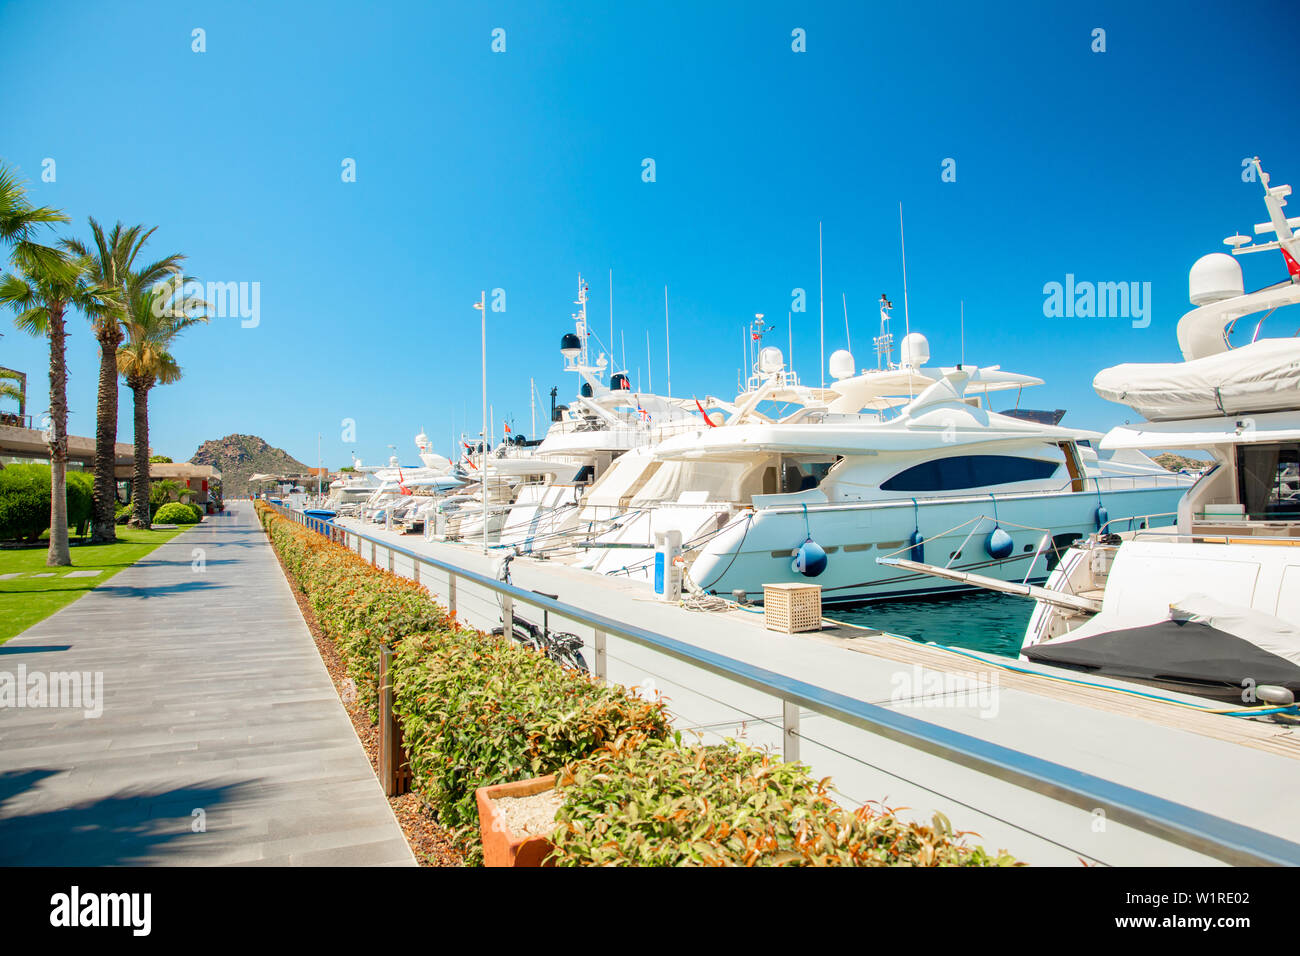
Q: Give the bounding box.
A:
[568,306,1188,603]
[961,158,1300,702]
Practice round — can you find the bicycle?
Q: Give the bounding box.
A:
[490,551,589,673]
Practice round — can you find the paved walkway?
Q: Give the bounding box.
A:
[0,502,414,866]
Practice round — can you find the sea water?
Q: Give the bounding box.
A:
[832,592,1033,658]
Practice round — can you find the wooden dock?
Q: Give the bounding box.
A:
[0,503,414,866]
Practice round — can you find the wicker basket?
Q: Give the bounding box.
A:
[763,583,822,634]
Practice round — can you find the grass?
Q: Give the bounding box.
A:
[0,525,189,644]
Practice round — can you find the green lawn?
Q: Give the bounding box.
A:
[0,526,189,644]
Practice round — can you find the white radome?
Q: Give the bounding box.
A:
[828,349,856,380]
[1189,252,1244,306]
[900,332,930,369]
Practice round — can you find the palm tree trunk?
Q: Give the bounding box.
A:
[129,379,152,529]
[90,324,122,543]
[46,302,71,566]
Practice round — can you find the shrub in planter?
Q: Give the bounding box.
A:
[154,502,200,525]
[549,734,1021,867]
[392,632,670,861]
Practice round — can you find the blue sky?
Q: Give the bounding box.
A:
[2,0,1298,469]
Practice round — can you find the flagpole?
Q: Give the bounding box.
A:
[818,221,825,389]
[474,291,487,554]
[664,285,671,398]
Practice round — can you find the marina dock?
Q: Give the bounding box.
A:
[0,504,414,866]
[335,514,1300,867]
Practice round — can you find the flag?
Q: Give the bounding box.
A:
[695,398,717,428]
[503,421,511,434]
[635,396,652,422]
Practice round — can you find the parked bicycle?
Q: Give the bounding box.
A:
[490,551,589,673]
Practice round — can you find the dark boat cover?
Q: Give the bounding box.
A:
[1023,619,1300,703]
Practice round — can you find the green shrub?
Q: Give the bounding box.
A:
[115,504,134,525]
[550,735,1020,867]
[154,502,199,524]
[393,631,669,859]
[66,471,93,535]
[0,464,51,540]
[0,464,94,540]
[188,502,205,521]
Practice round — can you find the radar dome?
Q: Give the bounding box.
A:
[1189,253,1243,306]
[388,455,400,467]
[900,332,930,369]
[828,349,856,381]
[610,372,631,390]
[560,332,582,357]
[580,383,593,398]
[759,346,785,373]
[414,432,430,449]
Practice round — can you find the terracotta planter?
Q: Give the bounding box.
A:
[475,774,558,867]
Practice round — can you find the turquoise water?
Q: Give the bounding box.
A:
[832,592,1034,658]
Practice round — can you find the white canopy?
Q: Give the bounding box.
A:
[1093,338,1300,422]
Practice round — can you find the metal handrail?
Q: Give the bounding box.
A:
[273,503,1300,866]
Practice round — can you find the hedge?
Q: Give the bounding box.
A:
[0,464,92,540]
[255,502,669,862]
[551,734,1020,866]
[255,502,1018,867]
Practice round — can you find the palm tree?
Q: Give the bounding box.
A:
[0,163,67,276]
[63,220,183,543]
[0,369,24,413]
[0,255,116,565]
[117,276,210,528]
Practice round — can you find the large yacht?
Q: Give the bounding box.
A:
[559,309,1189,604]
[986,158,1300,701]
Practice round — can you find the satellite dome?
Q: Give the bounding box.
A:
[560,332,582,357]
[900,332,930,369]
[610,372,631,390]
[388,455,399,467]
[580,383,593,398]
[1189,253,1243,306]
[414,432,430,449]
[828,349,855,381]
[759,346,785,374]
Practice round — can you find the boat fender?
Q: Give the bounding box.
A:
[1094,504,1109,531]
[985,526,1014,560]
[908,529,925,563]
[791,537,828,577]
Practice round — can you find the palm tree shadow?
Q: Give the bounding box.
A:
[0,770,263,865]
[96,579,229,599]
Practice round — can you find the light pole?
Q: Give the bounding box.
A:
[317,433,322,502]
[474,291,487,554]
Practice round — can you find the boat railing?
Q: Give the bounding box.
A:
[272,501,1300,866]
[1097,511,1179,536]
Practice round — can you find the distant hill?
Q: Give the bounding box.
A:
[1153,452,1210,473]
[190,434,311,496]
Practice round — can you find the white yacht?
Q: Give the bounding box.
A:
[1007,158,1300,701]
[570,307,1188,604]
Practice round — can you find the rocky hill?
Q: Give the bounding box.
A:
[1153,452,1210,473]
[190,434,311,497]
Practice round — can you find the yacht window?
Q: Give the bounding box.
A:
[1236,443,1300,520]
[881,455,1059,492]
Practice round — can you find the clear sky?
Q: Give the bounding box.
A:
[2,0,1298,469]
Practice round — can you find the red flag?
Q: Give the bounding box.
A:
[695,398,718,428]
